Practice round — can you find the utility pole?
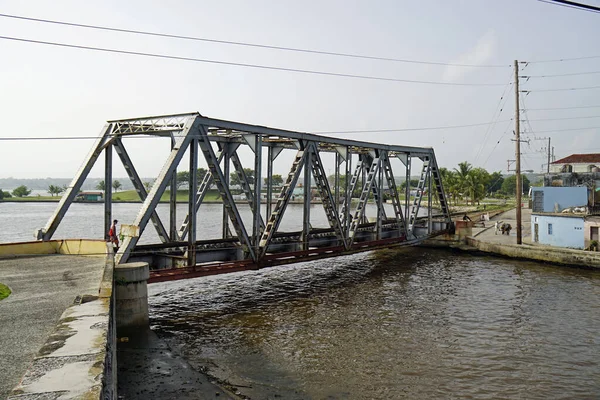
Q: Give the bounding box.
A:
[547,137,551,174]
[514,60,522,245]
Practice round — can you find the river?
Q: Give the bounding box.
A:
[2,202,600,398]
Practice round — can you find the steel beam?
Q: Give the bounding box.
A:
[116,117,198,264]
[113,138,170,242]
[170,135,178,241]
[104,143,113,241]
[253,134,263,252]
[197,125,256,261]
[41,124,113,241]
[188,137,198,266]
[303,143,312,251]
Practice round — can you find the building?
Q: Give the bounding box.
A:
[531,186,600,250]
[75,191,103,202]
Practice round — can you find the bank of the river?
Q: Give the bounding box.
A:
[424,207,600,269]
[0,283,10,300]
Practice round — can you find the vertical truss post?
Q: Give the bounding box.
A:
[230,151,265,230]
[302,142,312,251]
[178,150,225,240]
[429,152,452,225]
[222,143,231,239]
[376,154,383,239]
[407,156,431,235]
[428,158,433,234]
[104,143,113,241]
[188,136,198,266]
[41,124,113,241]
[253,134,263,252]
[116,117,197,264]
[113,138,170,242]
[266,146,274,221]
[341,155,362,231]
[349,155,380,242]
[382,153,407,237]
[170,135,178,241]
[405,155,411,222]
[334,152,340,210]
[308,143,348,249]
[361,156,367,223]
[258,149,307,255]
[197,126,256,261]
[345,150,352,235]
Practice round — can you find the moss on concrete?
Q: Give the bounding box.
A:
[0,283,11,301]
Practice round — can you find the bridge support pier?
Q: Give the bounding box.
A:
[115,262,150,332]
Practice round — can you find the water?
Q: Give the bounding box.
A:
[2,203,600,398]
[149,250,600,399]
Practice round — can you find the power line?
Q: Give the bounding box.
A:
[315,120,512,134]
[523,105,600,110]
[525,115,600,121]
[537,0,600,13]
[0,35,508,87]
[0,13,512,68]
[521,85,600,92]
[526,55,600,63]
[473,72,514,164]
[521,70,600,78]
[527,126,600,133]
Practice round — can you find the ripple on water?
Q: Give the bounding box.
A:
[148,248,600,399]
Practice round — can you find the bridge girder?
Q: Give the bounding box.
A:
[38,113,452,272]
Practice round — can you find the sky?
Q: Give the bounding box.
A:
[1,0,600,179]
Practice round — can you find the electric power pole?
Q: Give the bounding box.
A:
[514,60,522,245]
[547,137,551,174]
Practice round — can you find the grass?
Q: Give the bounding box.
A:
[0,283,11,301]
[112,189,222,202]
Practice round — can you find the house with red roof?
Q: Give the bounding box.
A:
[549,153,600,174]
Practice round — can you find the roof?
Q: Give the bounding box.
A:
[551,153,600,165]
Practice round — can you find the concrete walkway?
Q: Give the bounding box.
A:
[0,255,105,399]
[473,207,533,245]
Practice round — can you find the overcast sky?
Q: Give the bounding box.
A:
[1,0,599,179]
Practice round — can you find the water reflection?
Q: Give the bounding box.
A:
[149,249,600,399]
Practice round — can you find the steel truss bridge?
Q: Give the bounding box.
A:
[38,113,452,282]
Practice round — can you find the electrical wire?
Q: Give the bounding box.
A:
[0,35,508,87]
[521,85,600,92]
[0,13,512,68]
[524,105,600,110]
[526,126,600,133]
[521,70,600,78]
[536,0,600,13]
[315,120,512,134]
[525,115,600,121]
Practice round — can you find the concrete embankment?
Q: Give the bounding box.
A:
[0,243,113,399]
[422,208,600,269]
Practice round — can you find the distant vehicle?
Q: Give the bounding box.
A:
[75,191,103,202]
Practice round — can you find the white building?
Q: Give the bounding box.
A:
[550,153,600,173]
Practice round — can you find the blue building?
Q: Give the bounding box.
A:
[531,187,588,249]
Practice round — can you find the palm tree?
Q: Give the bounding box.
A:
[454,161,473,203]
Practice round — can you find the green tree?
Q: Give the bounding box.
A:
[96,180,105,191]
[47,184,64,197]
[399,179,420,190]
[0,189,3,200]
[501,174,530,195]
[464,168,490,205]
[12,185,31,197]
[176,171,189,189]
[112,180,122,192]
[143,181,153,191]
[486,171,504,194]
[230,168,255,186]
[265,174,284,187]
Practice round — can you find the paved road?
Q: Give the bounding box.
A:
[0,255,105,398]
[473,207,533,245]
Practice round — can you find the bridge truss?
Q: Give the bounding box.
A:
[39,113,452,282]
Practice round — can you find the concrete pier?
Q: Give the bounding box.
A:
[115,262,150,331]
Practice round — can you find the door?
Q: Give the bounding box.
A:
[592,226,599,241]
[534,223,539,243]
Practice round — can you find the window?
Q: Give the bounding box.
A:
[589,165,598,172]
[548,223,553,235]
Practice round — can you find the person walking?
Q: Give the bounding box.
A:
[494,221,499,235]
[108,219,119,249]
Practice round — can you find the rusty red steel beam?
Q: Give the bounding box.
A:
[148,235,417,283]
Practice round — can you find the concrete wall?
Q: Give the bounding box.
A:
[0,239,107,258]
[531,214,584,249]
[465,236,600,269]
[550,163,600,173]
[531,186,588,212]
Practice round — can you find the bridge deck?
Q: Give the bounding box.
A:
[0,255,105,398]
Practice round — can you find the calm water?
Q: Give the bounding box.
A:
[2,203,600,398]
